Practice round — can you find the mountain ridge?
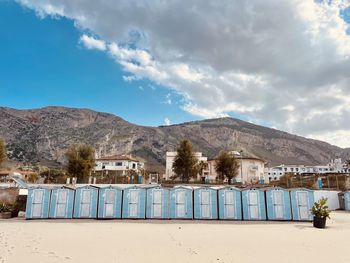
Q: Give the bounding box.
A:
[0,106,347,170]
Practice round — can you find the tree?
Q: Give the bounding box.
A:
[66,144,95,183]
[0,138,7,167]
[215,151,240,184]
[172,140,198,182]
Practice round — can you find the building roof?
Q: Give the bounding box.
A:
[96,155,141,162]
[0,170,37,177]
[208,156,265,162]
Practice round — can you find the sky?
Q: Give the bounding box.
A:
[1,0,350,148]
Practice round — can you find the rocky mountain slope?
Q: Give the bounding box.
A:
[0,106,348,169]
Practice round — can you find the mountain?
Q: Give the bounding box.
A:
[0,106,347,170]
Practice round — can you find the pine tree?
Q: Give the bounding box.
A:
[172,140,198,182]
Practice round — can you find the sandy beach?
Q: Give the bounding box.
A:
[1,211,350,263]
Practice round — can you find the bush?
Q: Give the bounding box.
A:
[311,197,331,219]
[0,203,14,213]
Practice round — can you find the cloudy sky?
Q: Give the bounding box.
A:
[1,0,350,148]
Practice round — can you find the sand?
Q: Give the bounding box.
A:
[1,211,350,263]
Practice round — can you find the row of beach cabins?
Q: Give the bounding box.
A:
[25,184,350,221]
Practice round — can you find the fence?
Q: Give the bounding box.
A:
[272,174,350,191]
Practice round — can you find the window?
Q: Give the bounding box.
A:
[284,168,287,171]
[132,163,136,169]
[115,162,123,166]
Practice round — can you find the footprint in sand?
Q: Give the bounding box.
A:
[187,248,198,255]
[48,251,60,258]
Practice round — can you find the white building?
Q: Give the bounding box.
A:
[94,155,144,175]
[164,151,207,180]
[207,156,265,184]
[264,158,350,182]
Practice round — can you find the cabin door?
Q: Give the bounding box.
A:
[176,190,186,218]
[224,191,235,218]
[248,191,259,219]
[56,190,68,217]
[129,190,139,217]
[200,191,211,218]
[273,191,284,219]
[32,190,44,218]
[152,190,162,218]
[297,191,309,220]
[80,190,91,217]
[105,190,116,217]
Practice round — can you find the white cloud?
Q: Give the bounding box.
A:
[17,0,350,147]
[162,93,172,105]
[79,34,106,51]
[164,117,171,126]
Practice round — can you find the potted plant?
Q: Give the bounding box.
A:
[311,197,330,229]
[0,203,13,219]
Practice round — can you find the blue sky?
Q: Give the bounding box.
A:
[0,1,194,126]
[1,0,350,147]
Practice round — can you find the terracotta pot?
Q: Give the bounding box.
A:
[0,212,12,219]
[313,216,326,229]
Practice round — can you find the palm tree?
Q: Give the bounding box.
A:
[197,160,208,178]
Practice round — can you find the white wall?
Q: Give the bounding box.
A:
[313,190,341,210]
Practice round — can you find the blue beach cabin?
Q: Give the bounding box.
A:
[73,185,99,219]
[242,188,267,220]
[26,187,51,219]
[146,186,170,219]
[170,186,193,219]
[122,185,146,219]
[98,185,123,219]
[49,186,75,219]
[218,186,242,220]
[289,188,314,221]
[344,191,350,211]
[265,187,292,221]
[193,186,218,219]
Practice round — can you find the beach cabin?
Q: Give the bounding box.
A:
[25,187,51,219]
[218,187,242,220]
[122,185,146,219]
[242,188,267,220]
[289,188,314,221]
[98,186,123,219]
[49,186,75,219]
[265,187,292,221]
[344,191,350,211]
[73,185,99,219]
[193,187,218,219]
[146,186,170,219]
[170,186,193,219]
